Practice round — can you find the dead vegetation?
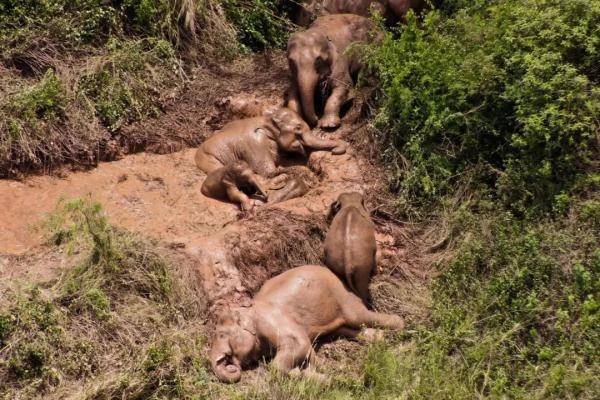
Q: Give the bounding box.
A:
[232,208,328,294]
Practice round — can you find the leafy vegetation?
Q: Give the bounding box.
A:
[0,0,293,177]
[367,0,599,217]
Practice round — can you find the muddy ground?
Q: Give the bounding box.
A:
[0,51,436,388]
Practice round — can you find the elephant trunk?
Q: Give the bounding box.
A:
[210,345,242,383]
[298,72,319,127]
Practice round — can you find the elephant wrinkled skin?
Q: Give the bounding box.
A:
[286,14,381,129]
[195,107,347,178]
[324,192,376,303]
[209,265,404,383]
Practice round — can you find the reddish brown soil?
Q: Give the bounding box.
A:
[0,51,434,325]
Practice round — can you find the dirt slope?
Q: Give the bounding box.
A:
[0,53,433,392]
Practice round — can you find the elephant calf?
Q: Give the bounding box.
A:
[324,192,376,303]
[201,161,269,211]
[286,14,381,129]
[210,265,404,383]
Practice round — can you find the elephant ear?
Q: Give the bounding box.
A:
[234,307,256,336]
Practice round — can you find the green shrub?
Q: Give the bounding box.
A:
[367,0,600,217]
[78,38,184,131]
[222,0,293,50]
[46,197,174,314]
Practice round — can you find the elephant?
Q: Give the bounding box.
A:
[209,265,404,383]
[195,107,347,181]
[293,0,427,27]
[267,177,310,204]
[286,14,381,129]
[324,192,376,304]
[200,161,269,211]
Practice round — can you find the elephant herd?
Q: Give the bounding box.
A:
[195,1,425,383]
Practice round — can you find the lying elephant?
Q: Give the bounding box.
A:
[294,0,427,27]
[267,177,310,204]
[201,161,269,211]
[324,192,376,303]
[195,107,347,180]
[286,14,381,129]
[210,265,404,383]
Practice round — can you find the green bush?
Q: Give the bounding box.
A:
[222,0,293,50]
[78,38,184,131]
[413,203,600,398]
[367,0,600,217]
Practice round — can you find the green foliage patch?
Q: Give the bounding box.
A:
[367,0,600,217]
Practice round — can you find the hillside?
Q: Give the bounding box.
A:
[1,0,598,399]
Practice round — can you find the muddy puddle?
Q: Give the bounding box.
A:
[0,149,238,254]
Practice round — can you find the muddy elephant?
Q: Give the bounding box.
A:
[286,14,381,129]
[324,192,376,303]
[200,161,270,211]
[267,177,310,204]
[195,107,347,180]
[294,0,427,27]
[209,265,404,383]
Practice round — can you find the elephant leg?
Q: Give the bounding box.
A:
[273,334,315,374]
[342,295,405,331]
[268,178,309,204]
[301,131,347,155]
[352,268,372,306]
[318,85,349,129]
[267,173,289,190]
[286,84,303,116]
[225,185,254,211]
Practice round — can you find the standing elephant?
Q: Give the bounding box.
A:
[286,14,380,129]
[293,0,427,27]
[209,265,404,383]
[195,107,347,179]
[324,192,376,303]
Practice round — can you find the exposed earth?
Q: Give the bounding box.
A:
[0,52,434,390]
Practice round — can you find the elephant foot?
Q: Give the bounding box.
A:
[332,141,348,155]
[318,114,341,130]
[268,174,289,190]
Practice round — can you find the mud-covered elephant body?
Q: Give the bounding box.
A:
[195,107,346,176]
[210,265,404,383]
[286,14,380,129]
[324,192,376,303]
[195,107,346,208]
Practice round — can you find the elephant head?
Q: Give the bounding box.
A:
[287,34,333,126]
[209,307,259,383]
[265,107,346,155]
[329,192,369,220]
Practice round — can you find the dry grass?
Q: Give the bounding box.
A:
[232,208,328,294]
